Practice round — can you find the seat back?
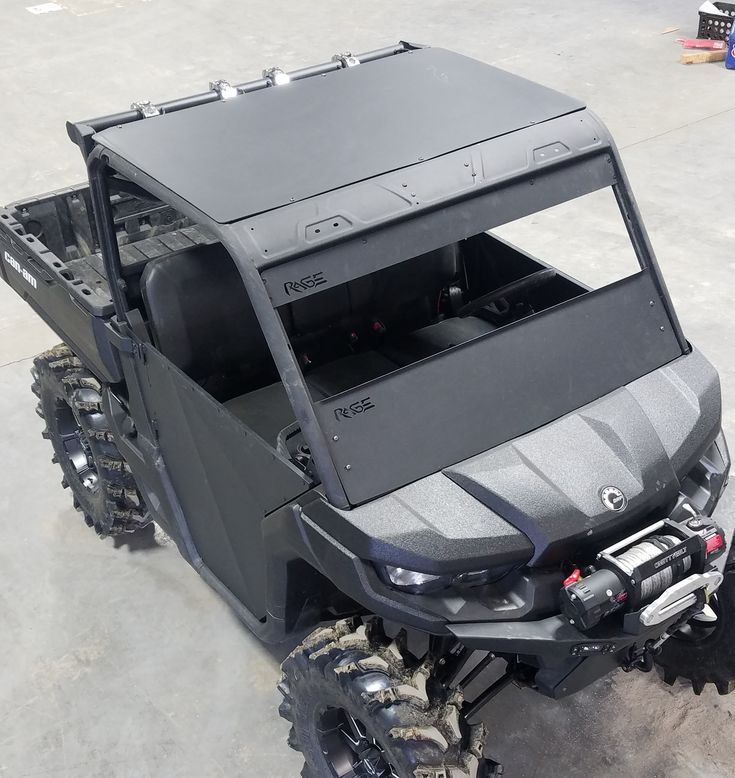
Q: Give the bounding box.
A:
[370,244,460,322]
[140,243,269,380]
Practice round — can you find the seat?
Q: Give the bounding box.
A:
[363,244,461,333]
[223,382,296,444]
[305,351,397,397]
[140,243,269,381]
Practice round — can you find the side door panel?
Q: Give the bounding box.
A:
[135,346,311,618]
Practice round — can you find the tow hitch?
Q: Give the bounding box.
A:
[620,599,711,674]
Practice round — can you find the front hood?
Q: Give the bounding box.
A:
[310,348,721,575]
[445,347,721,564]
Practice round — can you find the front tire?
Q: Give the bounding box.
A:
[655,566,735,696]
[279,618,492,778]
[32,343,149,537]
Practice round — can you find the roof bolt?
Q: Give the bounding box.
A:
[660,326,665,331]
[344,464,352,471]
[464,162,470,167]
[333,435,339,441]
[649,300,655,307]
[471,172,477,177]
[402,183,408,188]
[411,192,416,197]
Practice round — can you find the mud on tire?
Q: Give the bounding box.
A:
[32,343,149,537]
[279,618,492,778]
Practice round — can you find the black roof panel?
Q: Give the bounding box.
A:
[94,48,584,223]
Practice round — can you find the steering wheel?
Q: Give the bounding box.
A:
[457,268,557,318]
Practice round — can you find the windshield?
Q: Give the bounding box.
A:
[271,186,683,505]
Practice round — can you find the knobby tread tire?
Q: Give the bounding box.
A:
[655,566,735,696]
[279,618,493,778]
[32,343,149,537]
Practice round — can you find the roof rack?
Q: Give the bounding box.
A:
[67,41,422,158]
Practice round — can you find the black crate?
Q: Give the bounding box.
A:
[698,2,735,40]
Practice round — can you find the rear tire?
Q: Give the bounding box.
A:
[32,343,149,537]
[279,618,494,778]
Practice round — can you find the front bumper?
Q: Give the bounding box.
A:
[292,492,734,697]
[445,518,734,698]
[447,607,692,698]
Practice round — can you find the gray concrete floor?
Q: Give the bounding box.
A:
[1,1,734,776]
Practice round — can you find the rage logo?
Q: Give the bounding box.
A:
[283,272,327,296]
[334,397,375,422]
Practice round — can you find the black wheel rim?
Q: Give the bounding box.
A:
[317,707,399,778]
[54,401,99,492]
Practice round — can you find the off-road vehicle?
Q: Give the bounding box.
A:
[2,43,733,777]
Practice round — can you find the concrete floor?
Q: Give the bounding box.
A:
[1,1,735,776]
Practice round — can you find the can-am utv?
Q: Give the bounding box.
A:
[1,43,733,777]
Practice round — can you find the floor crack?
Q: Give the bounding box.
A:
[0,355,33,370]
[621,104,735,151]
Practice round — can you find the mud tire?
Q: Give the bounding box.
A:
[279,618,495,778]
[32,343,149,537]
[655,566,735,696]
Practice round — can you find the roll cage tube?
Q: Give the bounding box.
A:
[86,148,350,510]
[88,154,130,322]
[218,228,350,509]
[611,181,689,355]
[68,42,420,158]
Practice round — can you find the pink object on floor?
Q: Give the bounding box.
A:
[676,37,727,48]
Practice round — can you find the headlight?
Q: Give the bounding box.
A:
[382,565,450,593]
[380,564,511,593]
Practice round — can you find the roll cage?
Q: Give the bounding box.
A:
[78,45,687,511]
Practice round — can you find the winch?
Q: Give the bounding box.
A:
[560,514,727,632]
